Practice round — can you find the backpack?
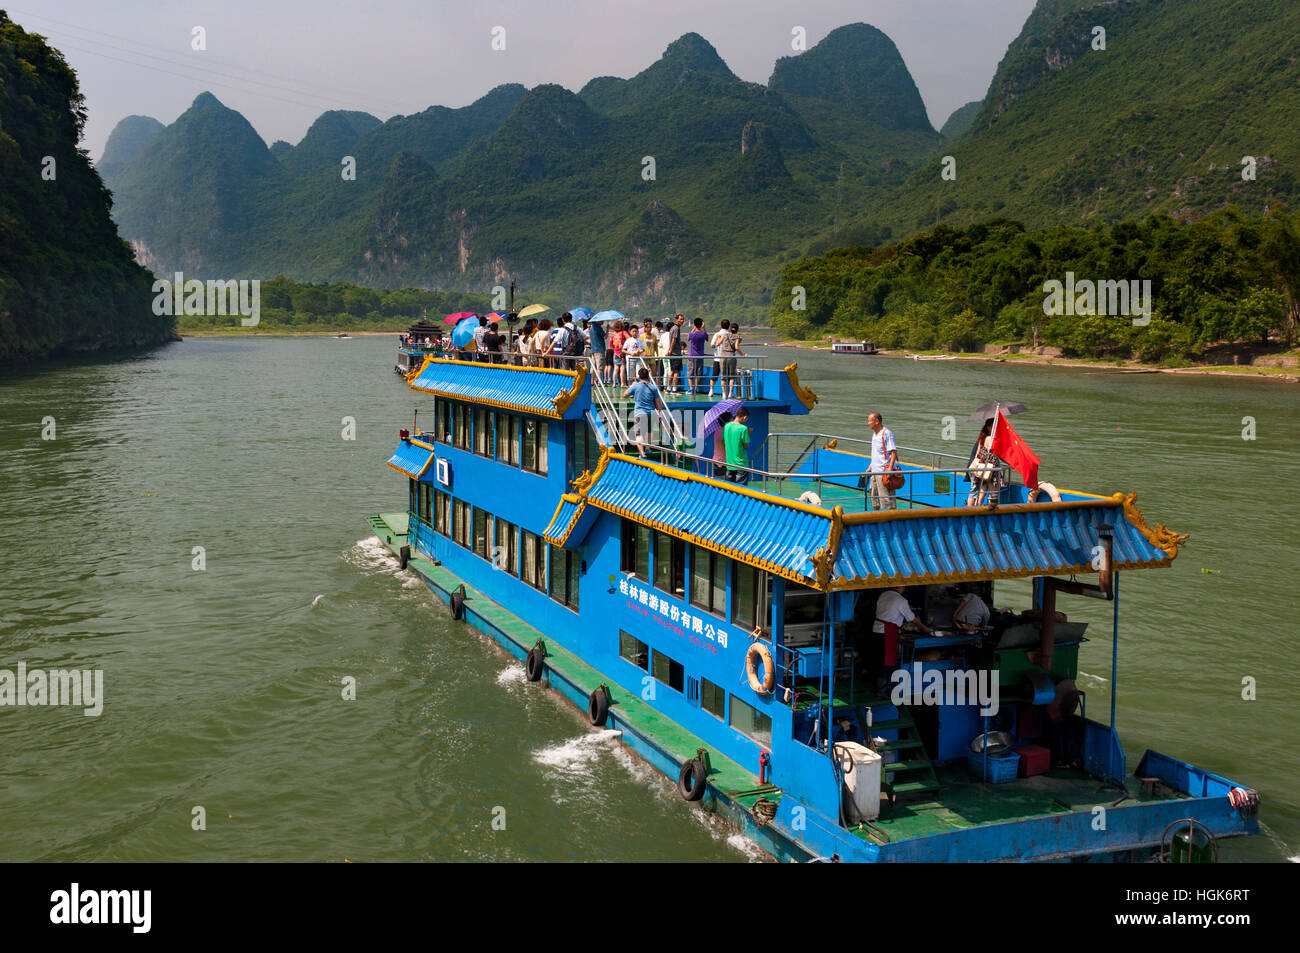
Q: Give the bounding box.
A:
[562,325,585,356]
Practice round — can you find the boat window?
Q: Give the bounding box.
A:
[548,545,580,611]
[701,678,725,720]
[417,482,432,526]
[434,400,450,444]
[433,490,449,536]
[493,517,518,574]
[453,404,472,451]
[474,407,494,458]
[522,418,548,475]
[733,564,768,637]
[690,548,726,618]
[620,520,650,579]
[652,650,684,694]
[730,696,772,747]
[521,530,546,591]
[498,413,520,467]
[619,630,648,670]
[472,508,489,560]
[653,531,685,600]
[569,419,598,486]
[452,499,472,549]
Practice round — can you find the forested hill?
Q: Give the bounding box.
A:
[0,12,174,361]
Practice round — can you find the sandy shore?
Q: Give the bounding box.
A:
[767,340,1300,383]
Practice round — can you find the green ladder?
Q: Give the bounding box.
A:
[864,705,941,801]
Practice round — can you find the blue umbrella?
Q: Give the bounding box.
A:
[568,306,594,322]
[590,309,625,324]
[451,316,478,348]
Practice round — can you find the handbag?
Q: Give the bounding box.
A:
[882,470,905,491]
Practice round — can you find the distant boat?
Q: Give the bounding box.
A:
[832,341,879,355]
[337,333,351,339]
[911,354,956,361]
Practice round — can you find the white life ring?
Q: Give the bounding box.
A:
[1028,481,1061,502]
[746,642,776,694]
[798,490,822,505]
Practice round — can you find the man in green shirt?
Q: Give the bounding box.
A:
[723,407,751,484]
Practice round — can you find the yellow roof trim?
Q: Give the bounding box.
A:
[840,497,1121,526]
[412,355,581,379]
[407,356,585,418]
[782,363,820,410]
[826,556,1172,591]
[553,363,589,416]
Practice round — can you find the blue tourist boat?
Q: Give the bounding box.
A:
[366,352,1261,862]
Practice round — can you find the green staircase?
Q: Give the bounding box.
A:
[864,705,941,800]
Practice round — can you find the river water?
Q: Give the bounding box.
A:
[0,336,1294,862]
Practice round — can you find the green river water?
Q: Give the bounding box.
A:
[0,336,1295,862]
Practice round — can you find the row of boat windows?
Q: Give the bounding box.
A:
[433,400,548,476]
[619,630,772,747]
[620,521,767,635]
[411,482,579,611]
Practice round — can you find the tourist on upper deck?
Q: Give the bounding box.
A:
[518,319,536,366]
[665,314,686,393]
[711,411,732,479]
[873,585,934,694]
[482,323,504,364]
[723,407,751,484]
[588,317,608,382]
[642,319,657,360]
[473,316,489,361]
[720,322,743,399]
[688,317,708,392]
[613,321,629,385]
[552,313,581,369]
[966,418,1007,507]
[532,319,555,365]
[623,367,663,458]
[867,411,899,511]
[622,324,646,380]
[709,320,730,397]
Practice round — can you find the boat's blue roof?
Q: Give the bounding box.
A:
[387,438,436,480]
[832,499,1176,587]
[407,357,588,420]
[544,451,1186,589]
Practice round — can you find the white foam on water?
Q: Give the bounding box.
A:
[310,594,325,607]
[725,832,767,862]
[496,663,526,689]
[344,536,400,574]
[1078,670,1109,683]
[532,729,624,773]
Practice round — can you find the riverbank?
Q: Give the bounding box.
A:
[766,340,1300,383]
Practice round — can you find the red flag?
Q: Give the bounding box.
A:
[990,410,1040,489]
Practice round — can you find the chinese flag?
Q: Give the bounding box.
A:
[990,410,1040,489]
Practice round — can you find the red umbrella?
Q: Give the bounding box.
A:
[485,312,508,323]
[444,311,477,324]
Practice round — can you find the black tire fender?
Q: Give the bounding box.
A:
[678,758,707,801]
[449,588,464,620]
[525,646,546,682]
[588,686,610,726]
[399,545,410,570]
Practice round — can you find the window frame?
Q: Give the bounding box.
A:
[701,678,725,720]
[653,531,685,600]
[493,516,518,575]
[433,490,449,536]
[522,418,548,475]
[651,649,684,694]
[619,630,648,671]
[690,547,727,619]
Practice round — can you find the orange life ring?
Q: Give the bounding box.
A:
[1028,481,1061,503]
[746,642,775,694]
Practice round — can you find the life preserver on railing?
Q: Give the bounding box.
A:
[798,490,822,505]
[746,641,776,694]
[1028,481,1061,503]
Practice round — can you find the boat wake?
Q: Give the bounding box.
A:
[532,729,625,774]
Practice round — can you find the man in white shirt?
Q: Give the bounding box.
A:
[867,411,899,511]
[873,585,932,692]
[953,591,991,628]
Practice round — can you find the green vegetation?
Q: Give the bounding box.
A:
[773,208,1300,362]
[175,277,491,331]
[0,13,173,360]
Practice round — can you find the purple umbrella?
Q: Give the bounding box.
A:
[694,400,743,466]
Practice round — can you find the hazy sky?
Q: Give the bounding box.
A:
[14,0,1037,160]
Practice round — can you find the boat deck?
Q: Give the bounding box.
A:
[859,764,1189,846]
